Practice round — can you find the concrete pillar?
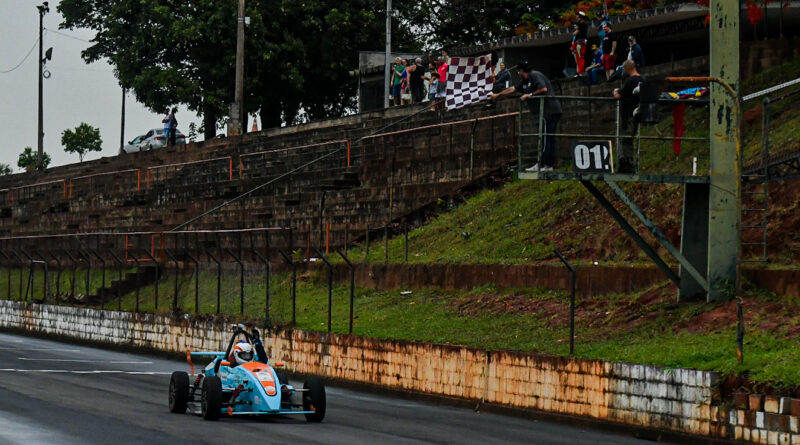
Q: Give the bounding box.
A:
[707,0,740,301]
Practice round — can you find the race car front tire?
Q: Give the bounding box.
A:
[201,375,223,420]
[302,377,326,422]
[169,371,190,414]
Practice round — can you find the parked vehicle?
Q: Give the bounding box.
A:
[121,128,186,154]
[168,325,326,422]
[121,134,147,154]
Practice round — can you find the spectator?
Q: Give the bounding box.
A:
[400,59,412,105]
[585,45,604,85]
[161,108,171,144]
[430,72,440,107]
[168,107,178,147]
[491,60,562,172]
[407,58,426,103]
[600,22,618,80]
[493,61,511,93]
[596,3,611,40]
[612,60,643,173]
[627,35,645,68]
[609,35,645,80]
[390,57,405,106]
[571,12,589,75]
[427,62,437,101]
[435,56,449,109]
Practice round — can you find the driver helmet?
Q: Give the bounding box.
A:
[230,341,254,365]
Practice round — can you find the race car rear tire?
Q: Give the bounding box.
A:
[302,377,326,422]
[201,375,223,420]
[169,371,190,414]
[276,371,289,386]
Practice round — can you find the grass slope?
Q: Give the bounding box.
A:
[346,58,800,266]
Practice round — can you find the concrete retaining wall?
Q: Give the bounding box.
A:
[0,299,767,442]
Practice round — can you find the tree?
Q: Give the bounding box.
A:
[61,123,103,163]
[0,164,11,175]
[18,147,51,171]
[58,0,412,134]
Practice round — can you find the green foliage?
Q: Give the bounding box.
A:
[61,122,103,163]
[17,147,51,170]
[0,164,11,175]
[58,0,411,135]
[187,122,198,143]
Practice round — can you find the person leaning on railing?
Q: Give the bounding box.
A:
[612,60,643,174]
[491,60,562,172]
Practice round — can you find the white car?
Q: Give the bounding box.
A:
[121,128,186,154]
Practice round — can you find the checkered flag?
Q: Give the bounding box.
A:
[445,54,494,110]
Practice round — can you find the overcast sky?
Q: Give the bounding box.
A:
[0,1,216,171]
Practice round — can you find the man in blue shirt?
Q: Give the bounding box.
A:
[627,35,645,68]
[585,45,604,85]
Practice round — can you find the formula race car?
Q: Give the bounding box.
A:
[168,324,326,422]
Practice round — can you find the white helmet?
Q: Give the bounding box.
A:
[230,341,254,365]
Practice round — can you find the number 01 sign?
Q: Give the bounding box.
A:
[572,141,614,173]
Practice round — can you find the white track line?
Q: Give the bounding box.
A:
[0,347,81,352]
[18,358,152,364]
[0,369,170,375]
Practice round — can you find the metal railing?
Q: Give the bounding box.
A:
[0,229,293,319]
[518,94,711,176]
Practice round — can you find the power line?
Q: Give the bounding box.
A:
[44,28,92,43]
[0,38,40,74]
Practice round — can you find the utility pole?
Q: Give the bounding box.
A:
[384,0,391,108]
[706,0,741,301]
[36,2,49,170]
[228,0,245,136]
[120,88,126,153]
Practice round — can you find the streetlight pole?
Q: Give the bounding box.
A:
[37,2,49,170]
[384,0,391,108]
[229,0,245,136]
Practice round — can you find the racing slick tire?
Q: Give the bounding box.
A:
[276,371,289,386]
[302,377,326,422]
[169,371,190,414]
[201,375,223,420]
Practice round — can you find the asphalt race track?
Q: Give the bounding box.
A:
[0,332,655,444]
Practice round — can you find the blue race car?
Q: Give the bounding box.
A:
[168,324,326,422]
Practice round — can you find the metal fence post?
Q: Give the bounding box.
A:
[205,248,222,314]
[365,226,370,259]
[537,96,545,168]
[615,100,621,171]
[312,247,333,333]
[279,249,296,325]
[404,224,409,263]
[106,248,124,311]
[164,248,180,311]
[141,246,160,310]
[553,249,576,356]
[128,251,141,313]
[337,249,355,334]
